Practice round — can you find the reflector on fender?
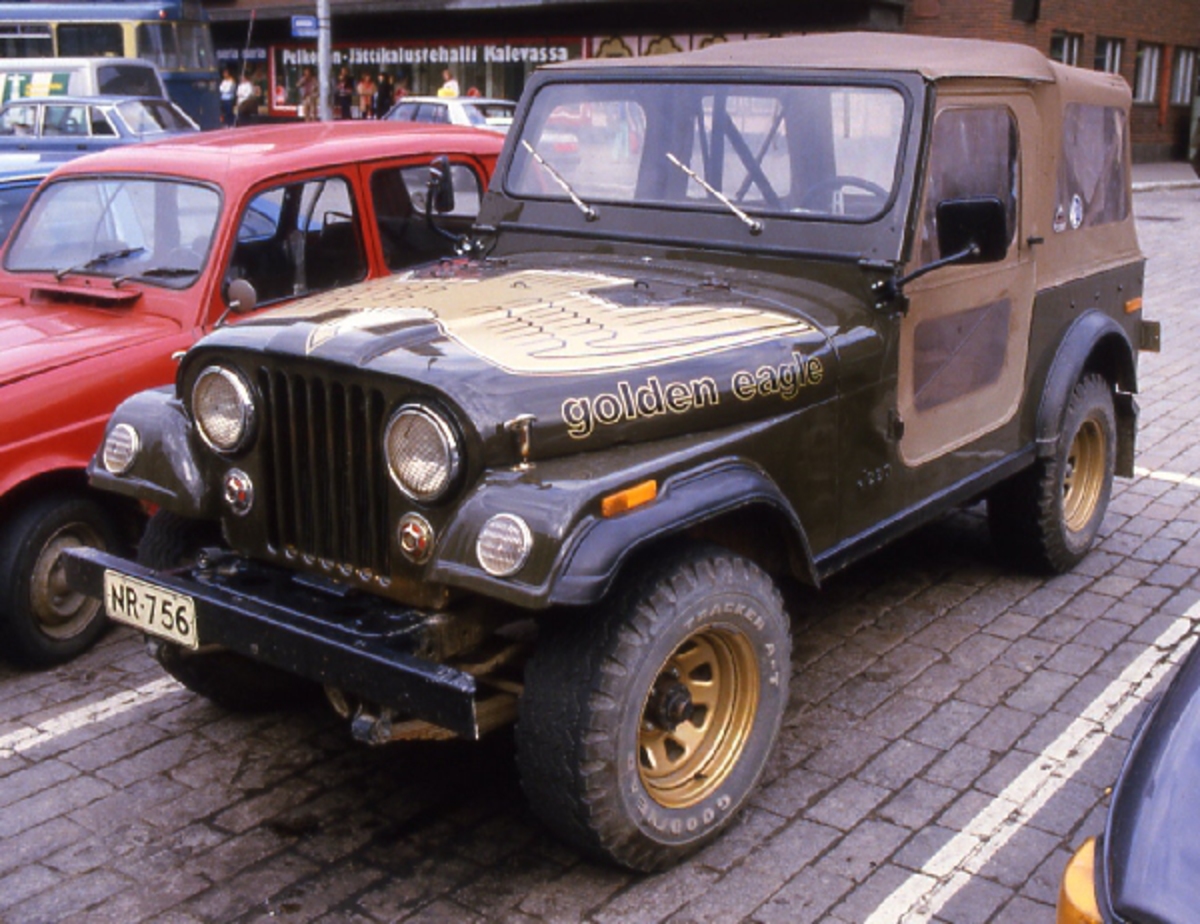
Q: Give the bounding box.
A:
[601,480,658,518]
[1124,296,1143,314]
[1056,837,1101,924]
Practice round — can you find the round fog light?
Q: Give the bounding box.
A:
[476,513,532,577]
[102,423,140,474]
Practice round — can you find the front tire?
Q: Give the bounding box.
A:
[139,510,317,712]
[989,373,1116,573]
[0,493,125,667]
[517,544,791,871]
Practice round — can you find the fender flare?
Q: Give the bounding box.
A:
[548,459,817,607]
[86,387,218,517]
[1035,310,1137,473]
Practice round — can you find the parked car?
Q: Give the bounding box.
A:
[385,95,516,132]
[0,56,168,103]
[1057,638,1200,924]
[0,119,502,667]
[68,34,1155,870]
[0,95,198,154]
[0,151,70,243]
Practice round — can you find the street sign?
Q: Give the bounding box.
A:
[291,15,318,39]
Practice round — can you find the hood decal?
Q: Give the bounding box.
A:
[291,270,813,375]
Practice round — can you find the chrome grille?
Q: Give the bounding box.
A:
[258,368,390,577]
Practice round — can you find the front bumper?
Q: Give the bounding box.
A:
[63,546,480,739]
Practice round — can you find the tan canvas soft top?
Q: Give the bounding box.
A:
[564,32,1060,83]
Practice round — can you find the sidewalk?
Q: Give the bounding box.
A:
[1133,159,1200,191]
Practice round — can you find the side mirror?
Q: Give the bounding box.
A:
[226,277,258,315]
[427,155,455,215]
[935,196,1009,264]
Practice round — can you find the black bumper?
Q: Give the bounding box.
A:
[63,547,480,739]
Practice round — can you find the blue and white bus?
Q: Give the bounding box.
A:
[0,1,219,128]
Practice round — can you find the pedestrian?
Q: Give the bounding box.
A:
[438,68,459,98]
[219,66,236,126]
[356,72,376,118]
[235,71,258,125]
[298,66,318,121]
[334,67,353,119]
[374,73,394,119]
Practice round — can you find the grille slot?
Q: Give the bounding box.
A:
[259,368,390,577]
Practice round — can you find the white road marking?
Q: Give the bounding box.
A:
[0,676,181,760]
[863,603,1200,924]
[1134,465,1200,489]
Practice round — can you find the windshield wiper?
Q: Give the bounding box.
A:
[665,152,763,235]
[54,246,145,281]
[521,139,597,221]
[135,266,199,278]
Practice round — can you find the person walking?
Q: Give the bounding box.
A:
[438,68,459,97]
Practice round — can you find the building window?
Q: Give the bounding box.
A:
[1094,37,1123,74]
[1134,44,1162,103]
[1171,47,1197,104]
[1050,32,1082,66]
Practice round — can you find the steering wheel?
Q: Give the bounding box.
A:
[796,176,889,214]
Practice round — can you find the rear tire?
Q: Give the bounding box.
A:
[988,373,1116,573]
[139,510,317,712]
[0,493,123,667]
[516,543,791,871]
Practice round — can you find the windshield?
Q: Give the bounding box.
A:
[509,81,907,222]
[115,99,195,135]
[6,177,220,287]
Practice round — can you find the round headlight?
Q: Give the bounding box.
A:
[476,513,532,577]
[385,405,461,502]
[193,366,254,453]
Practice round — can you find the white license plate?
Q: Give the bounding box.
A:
[103,571,199,650]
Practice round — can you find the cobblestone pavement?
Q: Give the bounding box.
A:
[2,186,1199,924]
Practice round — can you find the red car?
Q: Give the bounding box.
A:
[0,120,501,666]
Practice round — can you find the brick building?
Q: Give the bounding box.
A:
[903,0,1200,161]
[204,0,1200,159]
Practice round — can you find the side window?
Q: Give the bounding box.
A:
[920,107,1018,262]
[1055,104,1128,232]
[230,176,366,304]
[372,163,483,270]
[0,104,37,135]
[399,163,481,217]
[44,105,88,136]
[89,107,118,136]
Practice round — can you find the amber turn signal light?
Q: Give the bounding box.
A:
[601,480,658,518]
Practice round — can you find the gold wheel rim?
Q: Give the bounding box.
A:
[637,627,759,810]
[31,523,104,640]
[1063,418,1106,533]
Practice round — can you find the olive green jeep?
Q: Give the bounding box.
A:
[67,33,1158,870]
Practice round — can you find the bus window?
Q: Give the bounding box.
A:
[136,23,179,72]
[57,24,123,58]
[177,23,214,71]
[0,25,52,58]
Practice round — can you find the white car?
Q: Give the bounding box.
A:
[384,96,515,132]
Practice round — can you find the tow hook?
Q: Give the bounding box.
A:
[350,706,397,746]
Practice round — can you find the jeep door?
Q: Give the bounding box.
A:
[904,93,1039,512]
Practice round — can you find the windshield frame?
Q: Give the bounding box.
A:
[489,68,927,265]
[506,75,914,228]
[4,174,224,290]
